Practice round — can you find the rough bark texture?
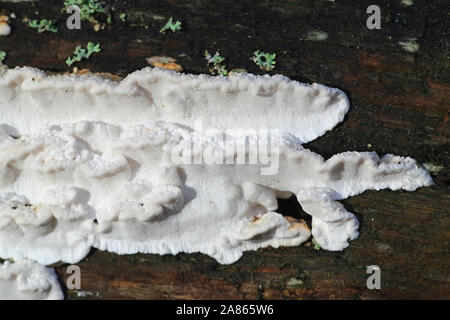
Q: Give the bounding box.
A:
[0,0,448,299]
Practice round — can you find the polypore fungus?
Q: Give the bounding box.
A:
[0,67,432,266]
[0,259,63,300]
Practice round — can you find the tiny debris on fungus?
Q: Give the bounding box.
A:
[252,50,276,71]
[146,56,183,72]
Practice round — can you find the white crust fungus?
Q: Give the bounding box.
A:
[0,67,433,267]
[0,259,63,300]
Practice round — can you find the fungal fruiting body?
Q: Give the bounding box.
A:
[0,259,63,300]
[0,16,11,37]
[0,67,432,267]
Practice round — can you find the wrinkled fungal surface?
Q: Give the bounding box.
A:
[0,67,433,267]
[0,259,63,300]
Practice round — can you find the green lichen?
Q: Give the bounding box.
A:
[399,38,419,53]
[65,42,101,67]
[28,19,58,33]
[401,0,414,6]
[204,50,228,76]
[63,0,105,22]
[312,238,322,251]
[119,13,127,22]
[423,162,444,175]
[160,17,182,33]
[0,51,5,63]
[252,50,276,71]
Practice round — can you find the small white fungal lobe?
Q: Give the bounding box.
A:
[0,67,433,266]
[0,260,63,300]
[0,16,11,37]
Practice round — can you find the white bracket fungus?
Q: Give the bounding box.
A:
[0,259,63,300]
[0,67,432,267]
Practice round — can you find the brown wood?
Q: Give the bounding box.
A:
[0,0,448,299]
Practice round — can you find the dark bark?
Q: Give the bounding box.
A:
[0,0,448,299]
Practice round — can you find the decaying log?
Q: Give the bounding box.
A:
[0,0,448,299]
